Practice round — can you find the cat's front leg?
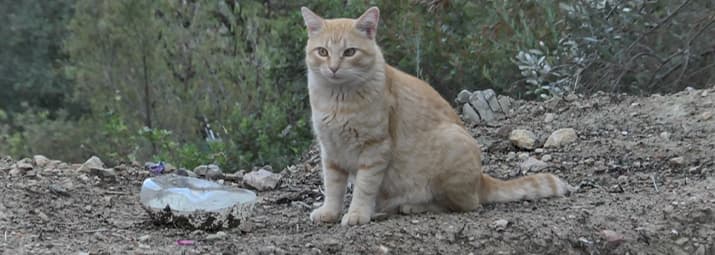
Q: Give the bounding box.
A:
[310,159,348,223]
[341,139,391,226]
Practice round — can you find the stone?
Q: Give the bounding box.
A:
[78,156,104,173]
[455,90,472,104]
[541,155,553,162]
[660,131,671,140]
[497,95,513,114]
[193,165,209,176]
[496,126,513,139]
[544,128,577,148]
[89,167,117,180]
[491,219,509,231]
[509,129,537,150]
[138,235,151,242]
[599,230,624,247]
[224,171,244,183]
[544,113,555,123]
[205,164,223,180]
[243,168,282,191]
[701,111,712,121]
[674,237,688,245]
[564,94,578,102]
[176,168,198,178]
[206,231,227,241]
[48,184,70,196]
[33,155,50,167]
[469,89,501,122]
[77,174,90,183]
[694,245,706,255]
[517,152,530,160]
[520,157,549,173]
[617,175,628,183]
[534,148,545,154]
[16,161,33,170]
[9,168,22,176]
[461,104,481,124]
[669,157,685,166]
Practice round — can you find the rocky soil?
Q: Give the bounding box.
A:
[1,88,714,255]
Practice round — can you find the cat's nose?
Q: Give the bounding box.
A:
[329,67,338,74]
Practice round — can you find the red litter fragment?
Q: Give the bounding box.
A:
[177,239,195,246]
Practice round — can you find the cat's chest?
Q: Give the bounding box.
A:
[314,110,382,143]
[312,105,388,161]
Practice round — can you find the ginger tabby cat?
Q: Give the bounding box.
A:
[301,6,575,226]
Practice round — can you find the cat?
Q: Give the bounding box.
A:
[301,6,575,226]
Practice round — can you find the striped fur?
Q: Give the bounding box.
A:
[301,7,575,226]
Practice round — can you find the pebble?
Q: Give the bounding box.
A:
[541,155,552,162]
[48,184,70,196]
[36,210,50,222]
[660,132,671,140]
[517,153,530,160]
[544,128,577,148]
[33,155,51,167]
[89,167,117,181]
[617,175,628,183]
[674,237,689,245]
[17,161,33,170]
[175,168,198,178]
[491,219,509,231]
[243,168,283,191]
[194,165,209,176]
[9,168,22,176]
[669,157,685,166]
[78,174,90,183]
[694,246,706,255]
[205,164,223,179]
[600,230,625,246]
[138,235,151,242]
[701,111,712,121]
[544,113,555,123]
[564,94,578,102]
[411,220,419,224]
[534,148,545,154]
[206,231,227,241]
[77,156,104,173]
[520,157,549,173]
[509,129,537,150]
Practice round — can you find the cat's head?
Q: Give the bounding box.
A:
[301,7,382,84]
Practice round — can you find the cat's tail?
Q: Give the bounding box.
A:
[479,173,576,203]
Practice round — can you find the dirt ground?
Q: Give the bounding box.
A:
[1,88,714,255]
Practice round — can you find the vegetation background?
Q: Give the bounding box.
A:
[1,0,713,172]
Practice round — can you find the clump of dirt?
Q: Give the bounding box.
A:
[1,88,714,254]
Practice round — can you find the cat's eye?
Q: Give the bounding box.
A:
[317,47,328,57]
[343,48,356,57]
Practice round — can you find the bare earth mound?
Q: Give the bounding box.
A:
[1,88,714,254]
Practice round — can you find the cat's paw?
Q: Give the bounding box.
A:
[309,206,340,224]
[340,209,371,226]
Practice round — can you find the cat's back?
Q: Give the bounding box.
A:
[385,65,462,129]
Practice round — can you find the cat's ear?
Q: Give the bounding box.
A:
[301,7,324,37]
[355,7,379,39]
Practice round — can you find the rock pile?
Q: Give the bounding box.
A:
[455,89,515,124]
